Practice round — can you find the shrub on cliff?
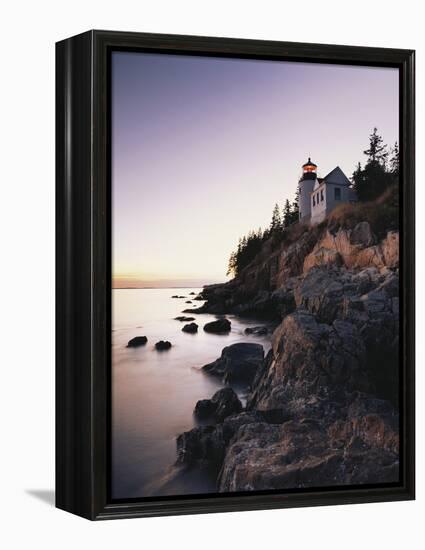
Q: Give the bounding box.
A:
[327,185,399,239]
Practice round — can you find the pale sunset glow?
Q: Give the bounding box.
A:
[111,52,398,288]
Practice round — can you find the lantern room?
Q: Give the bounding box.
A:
[302,157,317,174]
[300,157,317,181]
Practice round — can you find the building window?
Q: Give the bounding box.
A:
[334,187,341,200]
[321,189,324,201]
[313,195,315,206]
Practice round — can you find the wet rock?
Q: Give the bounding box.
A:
[185,300,192,304]
[182,306,207,314]
[202,342,264,385]
[244,326,268,335]
[155,340,172,351]
[194,388,243,423]
[203,318,231,334]
[176,411,263,470]
[193,399,217,420]
[174,316,195,322]
[182,322,198,333]
[176,425,222,468]
[127,336,148,347]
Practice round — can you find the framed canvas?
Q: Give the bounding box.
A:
[56,30,415,520]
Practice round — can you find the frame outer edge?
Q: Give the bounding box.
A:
[56,30,96,520]
[57,30,416,520]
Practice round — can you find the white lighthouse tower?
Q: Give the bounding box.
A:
[298,157,317,223]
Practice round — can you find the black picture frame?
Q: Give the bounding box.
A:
[56,30,415,520]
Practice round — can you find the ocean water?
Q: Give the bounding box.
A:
[112,288,272,499]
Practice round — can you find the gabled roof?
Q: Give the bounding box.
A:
[323,166,351,187]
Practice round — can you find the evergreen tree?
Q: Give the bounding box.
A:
[269,203,282,233]
[226,251,237,277]
[363,127,388,166]
[292,188,300,220]
[353,128,394,201]
[282,199,292,228]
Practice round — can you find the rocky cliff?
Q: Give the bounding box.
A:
[178,217,400,492]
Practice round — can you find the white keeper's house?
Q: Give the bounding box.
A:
[298,158,357,225]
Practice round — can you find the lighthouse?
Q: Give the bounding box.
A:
[297,157,357,225]
[298,157,317,223]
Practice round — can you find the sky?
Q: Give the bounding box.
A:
[111,52,399,288]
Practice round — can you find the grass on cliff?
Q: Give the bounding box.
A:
[326,185,399,239]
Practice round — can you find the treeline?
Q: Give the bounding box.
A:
[226,193,299,277]
[227,128,399,278]
[352,128,399,201]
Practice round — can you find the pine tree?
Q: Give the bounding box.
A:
[282,199,292,228]
[226,251,237,277]
[363,127,388,166]
[291,188,300,222]
[269,203,282,233]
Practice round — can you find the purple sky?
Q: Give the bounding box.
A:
[111,52,399,288]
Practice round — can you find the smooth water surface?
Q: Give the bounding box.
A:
[112,288,271,499]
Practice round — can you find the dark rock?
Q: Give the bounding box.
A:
[182,306,207,314]
[185,300,192,304]
[176,411,262,471]
[155,340,172,351]
[176,425,222,468]
[171,295,186,299]
[218,417,399,492]
[202,342,264,385]
[182,322,198,333]
[194,388,242,423]
[174,221,400,493]
[189,292,196,295]
[211,388,243,422]
[127,336,148,347]
[194,399,217,420]
[244,326,268,335]
[174,316,196,322]
[203,318,231,334]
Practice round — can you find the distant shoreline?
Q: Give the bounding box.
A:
[113,286,204,290]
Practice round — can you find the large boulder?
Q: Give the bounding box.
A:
[194,388,242,423]
[127,336,148,347]
[202,343,264,385]
[176,412,262,471]
[203,318,231,334]
[218,416,399,492]
[247,311,371,412]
